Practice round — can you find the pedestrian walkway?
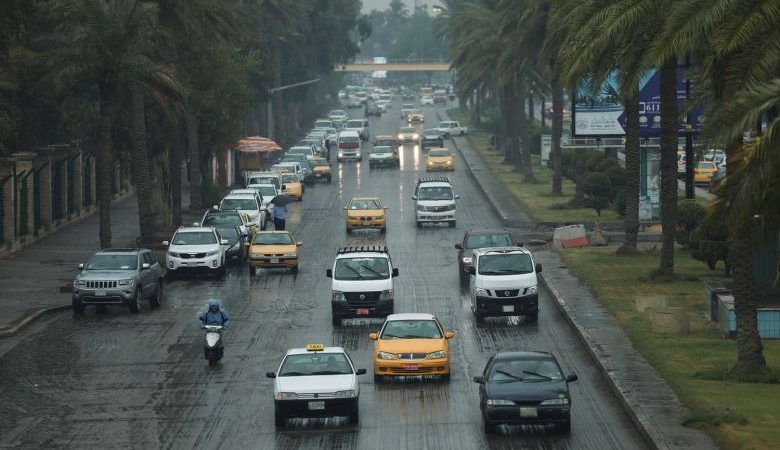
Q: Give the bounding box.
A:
[444,108,717,450]
[0,196,140,335]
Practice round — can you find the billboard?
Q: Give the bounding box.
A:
[572,68,703,137]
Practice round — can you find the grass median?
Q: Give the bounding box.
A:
[560,247,780,450]
[447,108,621,223]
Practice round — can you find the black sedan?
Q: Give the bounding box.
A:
[215,225,247,264]
[421,129,444,149]
[473,351,578,434]
[455,228,515,284]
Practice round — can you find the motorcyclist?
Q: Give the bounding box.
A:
[199,298,230,327]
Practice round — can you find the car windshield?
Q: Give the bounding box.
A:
[172,231,217,246]
[278,353,353,376]
[288,148,310,155]
[330,110,346,116]
[350,199,382,210]
[251,186,276,197]
[221,198,257,211]
[281,174,298,183]
[439,122,453,127]
[339,136,359,144]
[381,320,442,339]
[334,257,390,280]
[202,213,242,227]
[489,358,563,383]
[696,162,716,169]
[478,253,533,275]
[248,177,280,188]
[310,159,328,167]
[410,109,422,114]
[424,129,441,136]
[86,254,137,270]
[418,186,453,200]
[466,234,512,249]
[314,121,331,128]
[372,146,392,154]
[400,127,416,133]
[402,103,414,109]
[429,149,450,157]
[216,227,239,244]
[346,120,363,127]
[252,233,294,245]
[374,139,397,147]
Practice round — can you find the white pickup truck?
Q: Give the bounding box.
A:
[435,121,468,137]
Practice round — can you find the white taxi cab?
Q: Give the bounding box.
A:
[267,344,366,428]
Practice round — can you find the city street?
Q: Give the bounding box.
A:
[0,103,647,449]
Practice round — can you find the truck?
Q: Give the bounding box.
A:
[434,121,468,137]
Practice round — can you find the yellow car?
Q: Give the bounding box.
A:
[344,197,388,233]
[426,147,454,171]
[279,173,303,200]
[407,109,424,123]
[247,231,302,274]
[694,161,718,184]
[309,157,332,183]
[370,313,454,382]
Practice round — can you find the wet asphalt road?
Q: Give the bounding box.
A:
[0,101,647,449]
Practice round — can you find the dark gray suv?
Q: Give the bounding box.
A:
[72,249,163,314]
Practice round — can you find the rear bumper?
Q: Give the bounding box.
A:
[475,294,538,316]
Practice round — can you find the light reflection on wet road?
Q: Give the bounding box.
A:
[0,101,646,449]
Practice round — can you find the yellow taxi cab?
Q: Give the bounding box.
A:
[426,147,455,171]
[407,109,425,123]
[694,161,718,184]
[344,197,388,233]
[279,172,304,200]
[247,230,302,275]
[370,313,454,382]
[309,157,332,183]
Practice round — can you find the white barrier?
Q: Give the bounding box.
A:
[552,224,589,249]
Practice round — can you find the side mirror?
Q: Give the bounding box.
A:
[392,268,399,277]
[266,372,276,379]
[212,205,219,210]
[220,239,229,246]
[517,242,524,247]
[454,194,460,199]
[162,241,169,247]
[244,242,251,247]
[384,206,389,210]
[141,263,151,270]
[566,374,578,383]
[356,368,367,375]
[296,241,303,246]
[368,332,378,340]
[411,195,417,200]
[455,243,462,250]
[535,263,543,273]
[444,331,455,339]
[473,376,485,384]
[467,267,476,275]
[326,268,333,278]
[78,263,85,270]
[281,184,287,190]
[343,206,348,210]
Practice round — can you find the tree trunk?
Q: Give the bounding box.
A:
[186,110,202,210]
[573,149,585,206]
[272,42,284,144]
[551,83,563,195]
[730,237,767,372]
[528,94,534,123]
[502,83,519,163]
[499,84,511,161]
[130,84,155,245]
[516,79,536,182]
[659,58,678,277]
[474,90,481,124]
[97,83,115,249]
[170,124,183,228]
[617,88,640,255]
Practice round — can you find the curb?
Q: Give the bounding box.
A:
[538,275,667,450]
[0,304,72,338]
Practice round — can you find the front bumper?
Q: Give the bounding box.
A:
[415,210,456,222]
[167,254,221,271]
[249,256,298,269]
[475,294,538,316]
[313,171,332,180]
[374,358,450,377]
[346,217,386,230]
[275,398,357,419]
[338,151,361,160]
[484,404,570,425]
[332,299,394,319]
[72,287,136,305]
[369,156,397,165]
[426,163,454,171]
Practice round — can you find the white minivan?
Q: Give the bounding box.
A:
[337,130,362,161]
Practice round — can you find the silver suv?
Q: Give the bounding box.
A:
[72,249,163,314]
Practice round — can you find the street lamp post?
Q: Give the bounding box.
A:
[266,78,321,140]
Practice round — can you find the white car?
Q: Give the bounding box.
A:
[267,344,365,428]
[421,96,434,106]
[468,246,542,323]
[413,177,459,228]
[246,183,278,210]
[163,226,228,278]
[219,192,266,231]
[434,121,468,137]
[369,146,399,168]
[397,126,420,143]
[328,109,349,125]
[326,245,399,326]
[344,119,369,141]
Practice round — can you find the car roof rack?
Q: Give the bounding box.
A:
[417,176,450,184]
[337,245,389,254]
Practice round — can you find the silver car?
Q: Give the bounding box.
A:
[72,249,163,314]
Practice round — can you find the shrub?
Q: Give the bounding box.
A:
[582,172,612,216]
[691,216,730,273]
[677,201,708,247]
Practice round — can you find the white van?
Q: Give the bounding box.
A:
[412,177,459,228]
[337,130,362,161]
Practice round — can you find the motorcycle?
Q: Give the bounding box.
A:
[202,325,224,366]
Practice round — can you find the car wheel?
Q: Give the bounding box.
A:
[475,313,485,324]
[483,416,497,434]
[348,404,359,425]
[291,265,298,274]
[150,282,163,308]
[249,266,256,276]
[416,221,422,229]
[166,269,177,282]
[72,299,86,315]
[380,226,386,234]
[449,220,456,228]
[218,263,227,278]
[440,372,450,382]
[459,270,467,285]
[556,419,571,434]
[128,289,142,313]
[332,315,342,327]
[346,226,351,234]
[274,409,286,428]
[526,312,538,323]
[373,374,384,383]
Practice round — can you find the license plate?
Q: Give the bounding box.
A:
[363,220,371,226]
[356,308,369,316]
[404,364,419,371]
[270,258,279,264]
[431,216,442,220]
[308,401,325,411]
[519,407,537,418]
[503,305,515,313]
[95,290,106,297]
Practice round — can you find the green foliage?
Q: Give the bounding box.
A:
[677,201,707,247]
[582,172,612,216]
[690,215,731,273]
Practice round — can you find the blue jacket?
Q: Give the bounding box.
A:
[200,310,230,326]
[273,203,287,220]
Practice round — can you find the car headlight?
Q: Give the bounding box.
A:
[397,134,403,139]
[416,204,426,211]
[540,398,569,405]
[117,279,135,286]
[378,289,394,301]
[282,252,297,257]
[335,390,356,398]
[332,290,346,302]
[426,350,447,359]
[527,285,538,294]
[276,392,297,400]
[445,160,452,165]
[445,204,456,211]
[74,279,86,287]
[487,399,515,406]
[206,250,220,257]
[377,351,398,360]
[168,252,180,258]
[475,287,488,296]
[462,257,473,264]
[412,134,419,139]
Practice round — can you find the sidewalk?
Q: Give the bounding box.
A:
[443,109,717,450]
[0,196,140,336]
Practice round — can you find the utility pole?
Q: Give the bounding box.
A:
[266,78,321,140]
